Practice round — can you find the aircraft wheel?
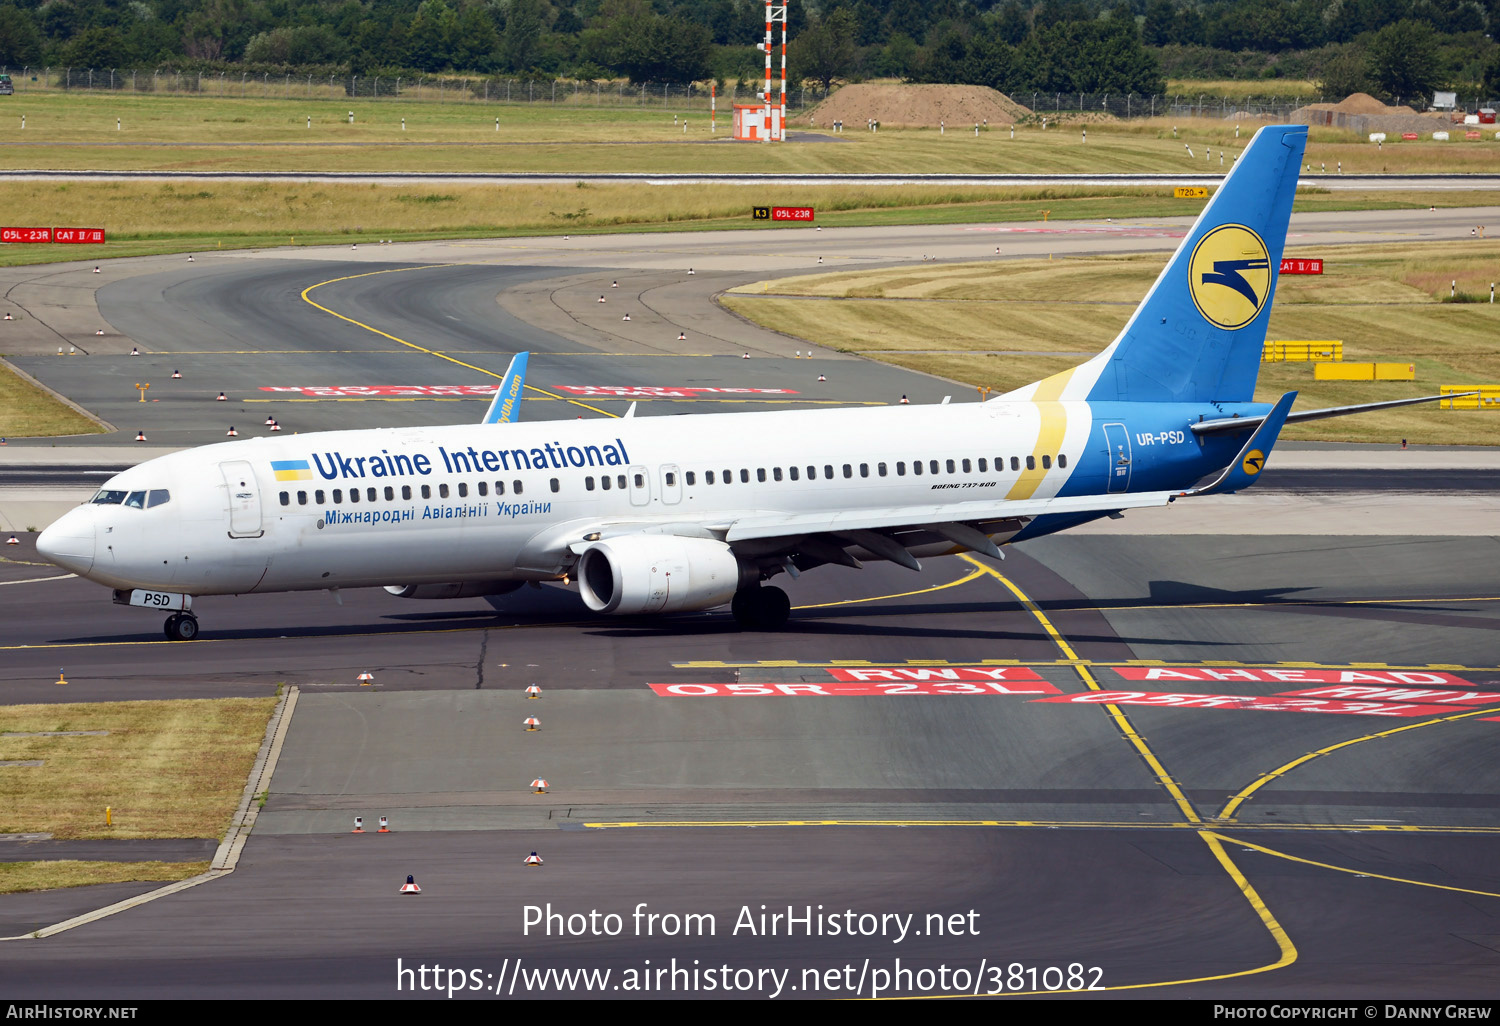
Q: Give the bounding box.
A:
[730,588,762,628]
[756,586,791,630]
[165,614,199,641]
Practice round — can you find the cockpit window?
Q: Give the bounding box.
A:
[124,491,147,509]
[91,489,127,505]
[147,489,170,508]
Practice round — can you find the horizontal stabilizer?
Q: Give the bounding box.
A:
[481,351,528,425]
[1190,391,1474,436]
[1181,391,1296,496]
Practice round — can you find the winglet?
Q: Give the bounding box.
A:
[481,352,528,424]
[1181,390,1296,497]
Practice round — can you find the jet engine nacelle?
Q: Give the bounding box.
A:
[384,581,525,600]
[576,535,744,615]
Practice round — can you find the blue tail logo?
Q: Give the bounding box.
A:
[1188,224,1272,330]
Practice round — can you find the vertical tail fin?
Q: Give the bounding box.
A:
[482,351,528,425]
[1066,125,1307,405]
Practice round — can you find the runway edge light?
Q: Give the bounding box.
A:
[353,816,364,833]
[378,816,390,833]
[524,717,540,731]
[525,684,541,699]
[531,778,549,794]
[357,672,374,686]
[524,852,543,867]
[400,875,420,894]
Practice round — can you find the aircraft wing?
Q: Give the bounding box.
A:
[723,490,1179,543]
[481,352,528,425]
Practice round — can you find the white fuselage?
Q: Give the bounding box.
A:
[40,399,1109,597]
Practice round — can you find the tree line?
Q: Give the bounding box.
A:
[0,0,1494,100]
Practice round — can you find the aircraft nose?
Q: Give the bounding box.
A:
[37,508,95,574]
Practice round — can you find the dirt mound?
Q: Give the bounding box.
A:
[1332,92,1392,115]
[801,84,1032,128]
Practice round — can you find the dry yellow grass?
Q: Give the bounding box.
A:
[0,698,275,840]
[0,359,106,438]
[724,240,1500,445]
[0,860,208,896]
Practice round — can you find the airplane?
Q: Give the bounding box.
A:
[37,125,1459,640]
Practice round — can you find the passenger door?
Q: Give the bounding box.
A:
[1101,423,1131,493]
[219,460,264,537]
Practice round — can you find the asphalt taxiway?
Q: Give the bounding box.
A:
[1,212,1498,998]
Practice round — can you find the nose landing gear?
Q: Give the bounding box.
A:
[164,613,200,641]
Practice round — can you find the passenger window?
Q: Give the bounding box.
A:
[685,471,695,486]
[1010,457,1020,471]
[772,467,782,482]
[147,489,170,508]
[789,466,799,481]
[515,480,525,495]
[367,487,377,502]
[125,491,146,509]
[705,470,715,484]
[586,476,595,491]
[913,461,923,476]
[1026,456,1035,470]
[385,486,395,500]
[859,463,869,478]
[477,482,487,497]
[824,465,833,479]
[297,491,307,506]
[666,472,677,486]
[495,481,505,495]
[402,485,412,500]
[439,484,449,498]
[421,485,431,499]
[723,469,732,483]
[1042,455,1052,469]
[946,459,956,474]
[315,490,325,504]
[333,489,343,503]
[349,488,359,504]
[1058,454,1068,468]
[601,475,611,490]
[278,491,289,507]
[877,463,887,477]
[930,460,939,474]
[896,462,905,476]
[634,473,645,488]
[978,458,988,472]
[962,459,971,473]
[842,464,852,479]
[458,483,468,498]
[757,468,766,483]
[740,469,749,483]
[806,466,816,480]
[614,476,624,490]
[550,478,559,493]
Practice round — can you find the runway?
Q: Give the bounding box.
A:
[0,211,1498,998]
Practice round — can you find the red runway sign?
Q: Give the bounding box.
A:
[260,385,499,398]
[1279,258,1322,274]
[1,227,52,243]
[555,386,799,398]
[53,227,105,244]
[1111,667,1471,686]
[772,206,814,222]
[1033,690,1465,718]
[651,676,1059,697]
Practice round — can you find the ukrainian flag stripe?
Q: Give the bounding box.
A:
[271,459,312,482]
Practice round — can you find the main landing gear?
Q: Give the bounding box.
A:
[731,586,790,630]
[164,613,200,641]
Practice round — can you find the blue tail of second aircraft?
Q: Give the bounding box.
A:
[1084,125,1307,405]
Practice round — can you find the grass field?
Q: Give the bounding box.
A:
[0,93,1492,174]
[0,697,274,841]
[0,860,208,897]
[1165,79,1320,99]
[723,240,1500,446]
[0,359,105,437]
